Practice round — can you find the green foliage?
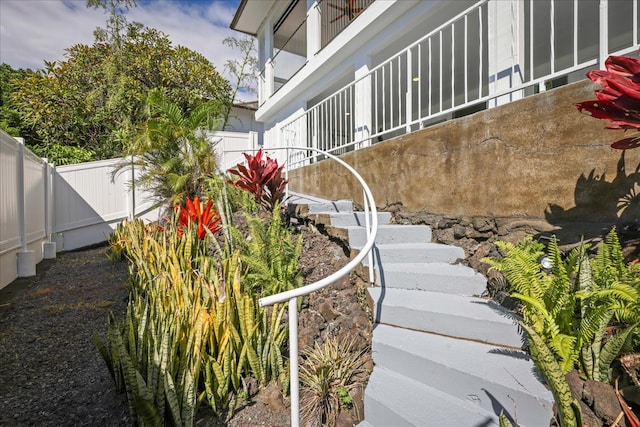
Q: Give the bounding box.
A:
[117,89,224,206]
[336,386,353,409]
[299,335,370,427]
[483,229,640,383]
[0,64,35,139]
[205,177,259,215]
[97,213,289,424]
[27,142,97,165]
[520,323,582,427]
[236,206,303,297]
[8,3,231,163]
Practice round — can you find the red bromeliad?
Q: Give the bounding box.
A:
[227,149,288,211]
[175,196,222,239]
[575,51,640,150]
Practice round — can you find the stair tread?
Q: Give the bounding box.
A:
[369,287,514,322]
[372,325,554,411]
[369,287,524,347]
[377,261,484,276]
[365,366,499,426]
[362,241,455,249]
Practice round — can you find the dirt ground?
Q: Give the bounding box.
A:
[0,221,370,427]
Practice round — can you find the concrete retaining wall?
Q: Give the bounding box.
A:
[289,80,640,247]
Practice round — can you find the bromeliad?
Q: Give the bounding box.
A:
[227,149,288,211]
[175,196,222,239]
[575,50,640,150]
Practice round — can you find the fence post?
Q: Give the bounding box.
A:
[128,156,136,220]
[16,138,35,277]
[42,159,56,259]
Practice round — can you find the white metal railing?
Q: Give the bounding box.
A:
[224,146,378,427]
[275,0,640,167]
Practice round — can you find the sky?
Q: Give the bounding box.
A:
[0,0,251,97]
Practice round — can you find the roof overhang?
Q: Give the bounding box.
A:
[231,0,277,36]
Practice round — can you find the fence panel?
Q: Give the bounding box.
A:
[53,158,159,251]
[24,150,47,245]
[0,134,21,255]
[210,131,260,172]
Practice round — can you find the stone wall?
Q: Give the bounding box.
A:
[289,80,640,255]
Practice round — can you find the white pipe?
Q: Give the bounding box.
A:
[288,297,300,427]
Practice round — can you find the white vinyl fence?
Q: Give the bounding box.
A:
[1,130,257,290]
[0,130,159,290]
[209,130,260,172]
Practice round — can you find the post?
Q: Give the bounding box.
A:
[42,159,56,259]
[16,138,35,277]
[129,156,136,220]
[599,0,608,69]
[289,297,300,427]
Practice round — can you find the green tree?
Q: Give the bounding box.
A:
[222,35,258,129]
[0,64,33,137]
[120,88,225,206]
[10,2,231,162]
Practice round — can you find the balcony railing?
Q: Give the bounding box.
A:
[276,0,639,168]
[319,0,375,49]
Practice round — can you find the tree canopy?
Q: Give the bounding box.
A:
[6,2,232,164]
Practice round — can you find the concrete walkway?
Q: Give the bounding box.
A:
[288,193,554,427]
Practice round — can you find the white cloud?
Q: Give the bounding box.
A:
[0,0,249,90]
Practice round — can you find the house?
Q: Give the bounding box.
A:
[229,1,640,426]
[231,0,639,241]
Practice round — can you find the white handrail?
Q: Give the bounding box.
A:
[226,146,378,427]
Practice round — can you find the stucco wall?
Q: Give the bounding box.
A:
[289,81,640,244]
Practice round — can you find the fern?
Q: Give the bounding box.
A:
[483,229,640,382]
[238,206,303,297]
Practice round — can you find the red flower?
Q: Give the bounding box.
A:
[175,197,221,239]
[575,50,640,150]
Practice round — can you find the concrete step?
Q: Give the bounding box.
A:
[360,242,465,266]
[348,224,431,247]
[373,262,487,296]
[328,211,393,227]
[371,325,554,427]
[368,287,524,348]
[364,366,500,427]
[287,192,354,214]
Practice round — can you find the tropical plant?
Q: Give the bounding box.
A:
[575,49,640,150]
[118,89,224,206]
[235,205,303,297]
[227,149,288,211]
[175,196,222,240]
[483,230,639,379]
[299,335,370,427]
[96,213,289,424]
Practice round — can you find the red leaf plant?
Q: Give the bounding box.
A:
[175,196,222,240]
[227,149,289,211]
[575,50,640,150]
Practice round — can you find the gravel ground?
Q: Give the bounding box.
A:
[0,246,131,427]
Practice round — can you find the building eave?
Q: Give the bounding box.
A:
[230,0,277,36]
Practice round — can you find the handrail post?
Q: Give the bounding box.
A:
[363,189,374,283]
[288,297,300,427]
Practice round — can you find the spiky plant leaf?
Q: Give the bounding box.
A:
[521,323,580,427]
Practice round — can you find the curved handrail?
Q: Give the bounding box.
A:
[258,146,378,307]
[225,146,378,427]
